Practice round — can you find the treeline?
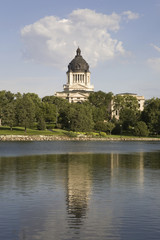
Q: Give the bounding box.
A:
[0,90,160,136]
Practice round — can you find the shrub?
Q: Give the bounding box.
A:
[90,132,99,137]
[134,121,149,137]
[65,131,77,138]
[95,121,115,135]
[99,132,107,137]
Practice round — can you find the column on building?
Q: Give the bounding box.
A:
[84,72,90,86]
[72,73,85,84]
[68,72,73,85]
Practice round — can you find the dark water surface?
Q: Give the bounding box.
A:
[0,141,160,240]
[0,140,160,157]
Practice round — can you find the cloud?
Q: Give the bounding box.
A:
[122,11,139,20]
[21,9,139,69]
[69,9,121,31]
[151,43,160,53]
[148,44,160,73]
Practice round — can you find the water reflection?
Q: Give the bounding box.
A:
[65,154,92,227]
[0,151,160,240]
[110,152,145,189]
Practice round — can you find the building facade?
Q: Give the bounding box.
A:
[55,47,94,103]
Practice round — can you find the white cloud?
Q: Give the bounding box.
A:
[122,11,139,20]
[148,44,160,73]
[151,43,160,53]
[21,9,139,68]
[69,9,121,31]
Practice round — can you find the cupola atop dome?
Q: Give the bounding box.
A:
[68,48,89,72]
[76,47,81,56]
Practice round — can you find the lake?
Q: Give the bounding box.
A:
[0,141,160,240]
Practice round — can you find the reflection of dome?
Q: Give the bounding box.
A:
[68,47,89,72]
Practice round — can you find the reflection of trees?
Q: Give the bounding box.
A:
[0,154,66,193]
[1,152,160,193]
[110,152,145,189]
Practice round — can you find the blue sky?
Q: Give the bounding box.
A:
[0,0,160,99]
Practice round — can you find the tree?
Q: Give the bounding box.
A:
[120,108,140,130]
[105,122,115,135]
[88,91,113,121]
[114,95,140,130]
[42,96,69,113]
[69,103,94,132]
[25,93,41,121]
[141,98,160,134]
[41,102,56,123]
[134,121,149,137]
[37,116,46,130]
[16,94,35,132]
[94,121,107,132]
[42,96,70,127]
[89,91,113,108]
[0,90,15,119]
[92,107,106,123]
[1,102,16,130]
[42,95,57,104]
[94,121,115,134]
[0,90,14,106]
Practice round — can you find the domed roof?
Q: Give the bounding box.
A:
[68,47,89,72]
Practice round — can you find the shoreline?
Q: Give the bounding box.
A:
[0,135,160,141]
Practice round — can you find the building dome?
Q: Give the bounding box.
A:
[68,48,89,72]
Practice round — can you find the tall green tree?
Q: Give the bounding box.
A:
[68,103,94,132]
[134,121,149,137]
[114,95,139,112]
[16,94,35,132]
[92,107,106,123]
[0,90,15,119]
[88,91,113,121]
[41,102,56,123]
[42,95,70,127]
[89,91,113,108]
[113,95,140,130]
[141,98,160,134]
[1,101,16,130]
[42,96,69,110]
[25,93,41,121]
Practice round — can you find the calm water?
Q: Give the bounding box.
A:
[0,141,160,240]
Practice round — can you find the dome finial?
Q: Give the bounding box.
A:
[76,47,81,56]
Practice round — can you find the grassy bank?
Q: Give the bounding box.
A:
[0,126,68,136]
[0,126,160,140]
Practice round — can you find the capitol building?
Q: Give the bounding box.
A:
[55,47,145,113]
[55,47,94,103]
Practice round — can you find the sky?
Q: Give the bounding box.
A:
[0,0,160,99]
